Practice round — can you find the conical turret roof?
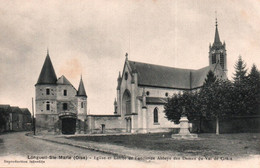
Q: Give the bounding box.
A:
[77,76,87,97]
[36,51,57,85]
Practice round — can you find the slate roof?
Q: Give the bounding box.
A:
[0,105,11,113]
[77,77,87,97]
[10,106,23,114]
[129,61,192,89]
[191,64,217,88]
[146,97,168,104]
[56,75,72,85]
[0,105,11,110]
[36,53,57,85]
[128,61,217,89]
[20,108,31,115]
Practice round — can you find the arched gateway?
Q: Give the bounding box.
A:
[59,112,76,134]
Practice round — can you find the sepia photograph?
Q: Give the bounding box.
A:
[0,0,260,168]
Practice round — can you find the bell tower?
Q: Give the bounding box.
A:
[209,18,227,73]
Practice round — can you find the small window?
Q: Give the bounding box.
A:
[125,72,128,80]
[46,102,50,111]
[165,92,169,97]
[146,91,150,96]
[64,90,67,96]
[63,103,68,110]
[81,102,84,108]
[46,88,50,95]
[154,108,158,123]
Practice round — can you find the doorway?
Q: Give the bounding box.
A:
[61,118,76,134]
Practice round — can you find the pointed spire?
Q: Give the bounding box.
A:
[77,76,87,97]
[213,16,222,46]
[47,48,49,56]
[36,50,57,84]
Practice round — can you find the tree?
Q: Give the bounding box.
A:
[248,64,260,87]
[203,70,217,86]
[246,64,260,115]
[164,93,182,124]
[233,55,247,83]
[200,80,233,134]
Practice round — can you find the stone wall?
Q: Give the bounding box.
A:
[191,116,260,133]
[87,115,122,134]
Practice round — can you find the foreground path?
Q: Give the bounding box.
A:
[0,132,145,168]
[0,132,112,157]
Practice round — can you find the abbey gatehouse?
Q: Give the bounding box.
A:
[35,50,87,134]
[35,20,227,134]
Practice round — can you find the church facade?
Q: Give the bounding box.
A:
[87,20,227,134]
[35,51,88,134]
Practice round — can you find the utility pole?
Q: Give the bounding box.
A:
[32,97,35,135]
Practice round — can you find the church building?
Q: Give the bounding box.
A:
[35,51,88,134]
[35,19,227,135]
[87,19,227,134]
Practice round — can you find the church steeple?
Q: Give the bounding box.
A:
[77,75,87,97]
[36,50,57,85]
[209,17,227,73]
[213,18,222,46]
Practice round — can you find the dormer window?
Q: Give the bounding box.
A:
[46,88,50,95]
[63,90,67,96]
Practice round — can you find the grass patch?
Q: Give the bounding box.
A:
[68,133,260,157]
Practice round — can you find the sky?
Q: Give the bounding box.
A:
[0,0,260,114]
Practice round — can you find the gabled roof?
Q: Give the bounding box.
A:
[191,64,217,88]
[129,61,192,89]
[10,106,23,114]
[77,77,87,97]
[0,104,11,112]
[127,60,223,90]
[36,53,57,85]
[20,108,31,115]
[56,75,72,85]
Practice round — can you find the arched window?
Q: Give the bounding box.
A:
[46,101,50,111]
[154,108,158,123]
